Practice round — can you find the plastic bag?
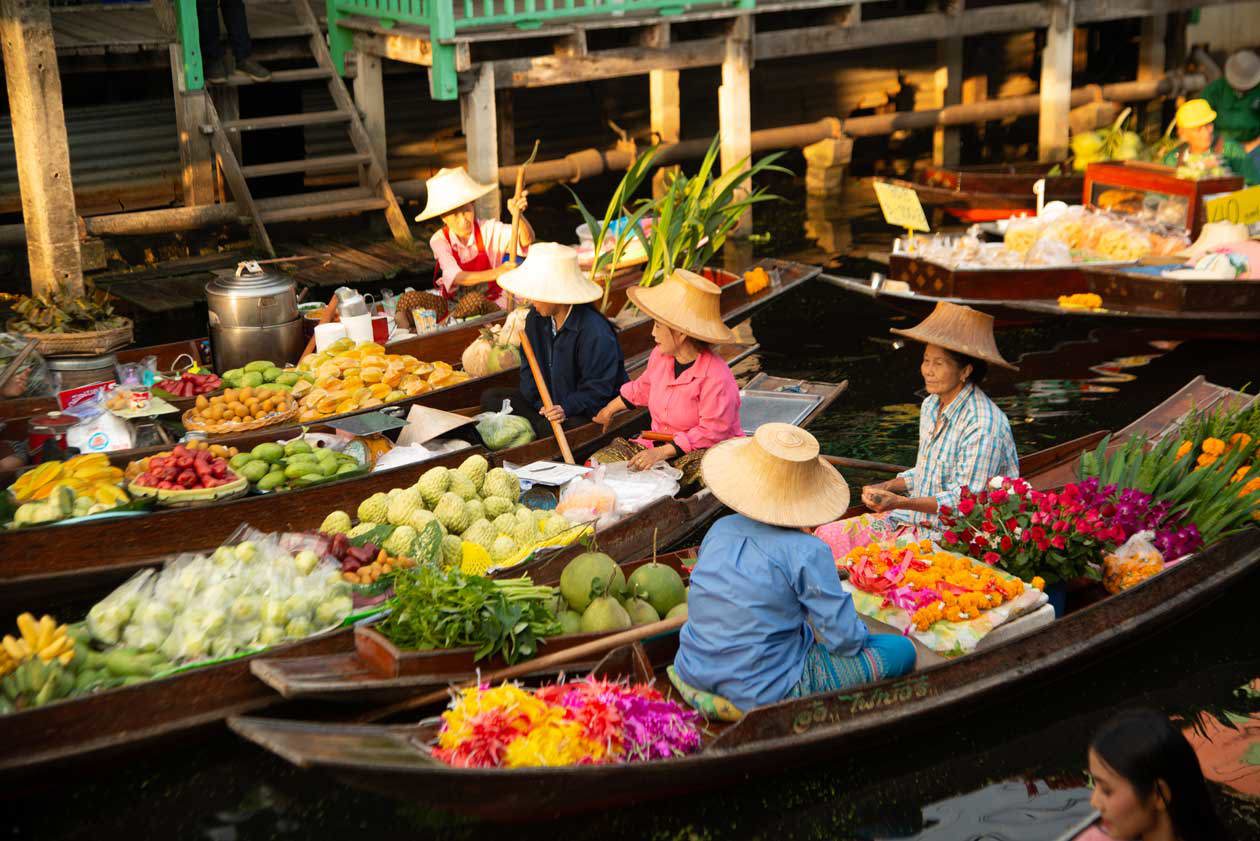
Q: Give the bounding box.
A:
[557,461,680,529]
[1102,530,1164,594]
[65,389,134,452]
[0,333,52,397]
[475,399,536,450]
[556,465,618,523]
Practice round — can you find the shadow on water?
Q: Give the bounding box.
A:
[8,177,1260,839]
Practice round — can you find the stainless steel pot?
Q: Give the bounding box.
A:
[206,262,304,372]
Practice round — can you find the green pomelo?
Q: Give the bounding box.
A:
[557,610,583,635]
[666,602,688,621]
[579,597,632,633]
[560,552,625,612]
[627,562,686,616]
[623,597,661,627]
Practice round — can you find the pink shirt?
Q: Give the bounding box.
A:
[428,219,517,307]
[619,348,743,453]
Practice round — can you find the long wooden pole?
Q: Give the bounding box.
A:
[507,140,540,267]
[640,433,907,475]
[518,330,575,465]
[361,614,686,722]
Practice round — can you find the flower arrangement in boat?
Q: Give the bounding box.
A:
[432,677,702,768]
[839,539,1032,631]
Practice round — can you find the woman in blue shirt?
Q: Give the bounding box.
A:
[482,243,628,437]
[673,424,916,712]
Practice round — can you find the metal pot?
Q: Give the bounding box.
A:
[206,262,304,372]
[45,353,117,391]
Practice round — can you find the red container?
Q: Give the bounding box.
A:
[27,411,77,462]
[370,313,391,344]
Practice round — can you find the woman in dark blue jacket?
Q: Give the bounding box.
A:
[482,243,627,436]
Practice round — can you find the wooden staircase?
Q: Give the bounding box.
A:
[191,0,411,257]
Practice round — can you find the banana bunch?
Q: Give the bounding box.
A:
[10,454,127,504]
[0,614,75,677]
[0,658,76,712]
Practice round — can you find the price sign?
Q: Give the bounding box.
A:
[872,181,930,233]
[1204,186,1260,225]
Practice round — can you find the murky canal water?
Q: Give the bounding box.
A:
[9,172,1260,839]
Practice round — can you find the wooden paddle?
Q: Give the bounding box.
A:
[298,293,339,361]
[518,331,575,464]
[640,434,908,475]
[359,613,687,723]
[507,140,540,268]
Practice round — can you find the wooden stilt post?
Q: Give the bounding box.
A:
[719,16,753,237]
[1137,14,1167,131]
[650,68,681,198]
[497,89,516,168]
[353,51,389,176]
[461,62,501,219]
[1038,0,1075,162]
[0,0,84,296]
[934,37,964,166]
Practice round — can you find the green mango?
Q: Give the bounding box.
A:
[229,452,253,470]
[262,367,283,383]
[240,460,270,483]
[250,443,285,463]
[284,463,311,480]
[335,463,360,476]
[320,461,340,477]
[299,472,324,485]
[284,440,313,456]
[256,472,286,491]
[240,371,264,388]
[223,368,244,382]
[244,360,273,374]
[276,372,300,387]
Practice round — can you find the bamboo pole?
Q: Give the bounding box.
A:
[518,330,575,465]
[821,454,909,474]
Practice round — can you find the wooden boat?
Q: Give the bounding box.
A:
[227,379,1260,821]
[0,374,844,777]
[884,163,1082,224]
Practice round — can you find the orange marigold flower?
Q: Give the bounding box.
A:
[1232,465,1251,483]
[1031,576,1046,591]
[1229,433,1253,450]
[1241,477,1260,497]
[1196,453,1218,469]
[1202,437,1227,456]
[1175,440,1193,460]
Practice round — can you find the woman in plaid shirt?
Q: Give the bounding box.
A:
[860,303,1019,530]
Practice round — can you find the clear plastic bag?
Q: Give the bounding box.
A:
[475,398,536,450]
[1102,530,1164,594]
[556,465,618,523]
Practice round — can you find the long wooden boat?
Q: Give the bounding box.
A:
[0,375,843,777]
[884,163,1082,224]
[227,379,1260,821]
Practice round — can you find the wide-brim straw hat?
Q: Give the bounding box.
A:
[497,242,602,305]
[626,268,743,345]
[703,423,851,528]
[889,301,1018,371]
[1179,221,1251,260]
[1226,50,1260,91]
[415,167,497,222]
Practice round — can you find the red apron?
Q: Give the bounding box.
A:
[435,222,502,303]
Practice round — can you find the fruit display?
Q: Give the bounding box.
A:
[8,454,131,527]
[322,533,418,585]
[128,443,247,503]
[154,370,222,399]
[220,359,312,392]
[229,438,365,493]
[450,290,498,320]
[319,455,582,576]
[557,552,688,633]
[397,289,447,326]
[182,386,297,432]
[293,339,472,423]
[460,307,526,378]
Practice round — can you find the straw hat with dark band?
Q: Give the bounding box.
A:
[702,424,851,528]
[626,268,744,345]
[498,242,603,305]
[415,167,497,222]
[889,301,1018,371]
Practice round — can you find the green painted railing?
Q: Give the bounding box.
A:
[174,0,205,91]
[326,0,753,101]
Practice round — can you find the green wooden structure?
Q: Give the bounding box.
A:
[174,0,206,91]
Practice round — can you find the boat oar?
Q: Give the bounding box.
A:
[642,433,907,475]
[359,613,687,723]
[518,330,575,464]
[504,140,540,310]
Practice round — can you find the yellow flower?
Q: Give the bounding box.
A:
[1175,440,1193,460]
[1031,576,1046,591]
[1232,465,1251,484]
[1202,438,1227,456]
[1229,433,1253,450]
[1196,452,1218,469]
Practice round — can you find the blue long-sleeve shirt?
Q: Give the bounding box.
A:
[519,304,628,421]
[675,514,870,711]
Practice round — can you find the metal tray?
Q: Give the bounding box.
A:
[324,410,409,437]
[738,388,822,433]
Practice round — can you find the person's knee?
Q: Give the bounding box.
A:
[869,634,917,678]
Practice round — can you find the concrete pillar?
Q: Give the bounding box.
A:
[650,68,681,197]
[803,136,853,197]
[460,62,500,219]
[1038,0,1075,162]
[934,38,964,166]
[719,17,753,236]
[354,52,389,176]
[0,0,84,296]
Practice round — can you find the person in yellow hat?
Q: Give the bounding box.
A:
[1162,99,1260,185]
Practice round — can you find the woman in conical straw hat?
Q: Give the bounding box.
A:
[590,269,745,485]
[481,243,627,436]
[856,302,1018,533]
[667,424,916,716]
[417,167,535,311]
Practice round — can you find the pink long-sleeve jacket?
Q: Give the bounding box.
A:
[619,348,744,453]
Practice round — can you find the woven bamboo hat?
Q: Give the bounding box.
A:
[497,242,602,305]
[889,301,1018,371]
[626,268,742,344]
[1226,50,1260,91]
[415,167,497,222]
[702,423,851,528]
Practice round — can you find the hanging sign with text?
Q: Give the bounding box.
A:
[1204,185,1260,226]
[872,181,931,233]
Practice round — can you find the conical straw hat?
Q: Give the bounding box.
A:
[702,423,851,528]
[889,302,1018,371]
[625,268,743,344]
[497,242,602,305]
[396,404,475,446]
[415,167,497,222]
[1179,221,1251,260]
[1226,50,1260,91]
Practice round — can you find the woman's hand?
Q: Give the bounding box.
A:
[540,403,566,424]
[861,485,906,514]
[629,445,674,471]
[1,367,29,398]
[592,398,622,431]
[506,191,528,217]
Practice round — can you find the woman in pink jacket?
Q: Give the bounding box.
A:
[591,268,744,485]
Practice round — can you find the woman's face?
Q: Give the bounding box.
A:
[440,203,476,239]
[652,320,688,357]
[920,345,969,396]
[1088,749,1167,840]
[1177,121,1214,154]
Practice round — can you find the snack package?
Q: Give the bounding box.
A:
[1102,530,1164,594]
[474,399,536,451]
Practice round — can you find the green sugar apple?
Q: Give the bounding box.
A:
[416,466,451,507]
[434,492,472,534]
[457,454,489,493]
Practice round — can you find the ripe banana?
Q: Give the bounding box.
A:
[3,614,74,669]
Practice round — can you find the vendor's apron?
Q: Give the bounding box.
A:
[435,223,502,303]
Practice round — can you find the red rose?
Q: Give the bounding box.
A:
[1005,517,1018,531]
[939,505,953,518]
[1075,520,1093,535]
[980,521,998,534]
[1036,538,1051,551]
[990,489,1009,505]
[1050,535,1067,550]
[958,498,976,516]
[1052,519,1069,533]
[1030,526,1046,541]
[1000,535,1013,551]
[943,531,960,544]
[982,552,1000,565]
[976,492,989,505]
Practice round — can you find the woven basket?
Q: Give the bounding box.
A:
[11,319,134,357]
[182,404,298,434]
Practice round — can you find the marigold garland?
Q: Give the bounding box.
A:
[432,677,701,768]
[840,540,1032,631]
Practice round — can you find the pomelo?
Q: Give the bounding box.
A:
[666,602,688,621]
[557,610,583,635]
[560,552,626,612]
[623,597,660,626]
[627,562,686,617]
[580,597,632,633]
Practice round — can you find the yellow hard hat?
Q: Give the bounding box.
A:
[1176,99,1217,129]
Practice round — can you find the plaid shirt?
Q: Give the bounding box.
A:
[894,383,1019,528]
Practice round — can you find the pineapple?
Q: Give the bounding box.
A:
[396,290,447,326]
[450,290,498,320]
